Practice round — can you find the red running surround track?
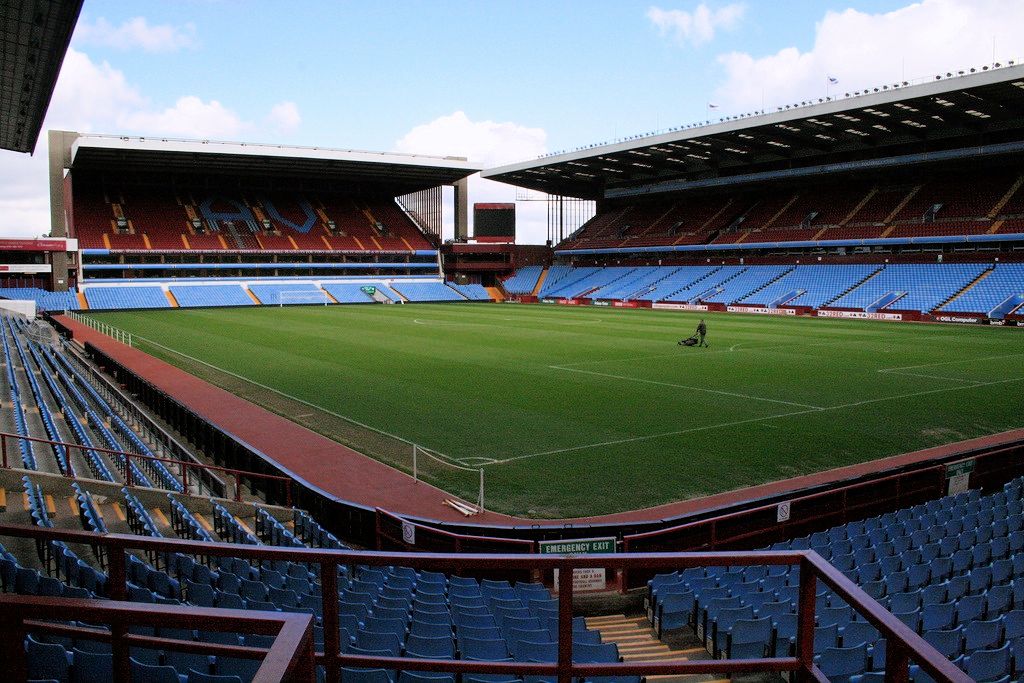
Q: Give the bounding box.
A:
[56,315,1024,527]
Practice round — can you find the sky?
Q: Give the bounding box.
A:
[2,0,1023,243]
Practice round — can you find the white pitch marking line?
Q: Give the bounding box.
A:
[879,352,1024,374]
[883,371,978,384]
[488,375,1024,465]
[129,333,470,467]
[548,365,826,410]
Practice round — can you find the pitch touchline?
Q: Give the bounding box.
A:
[490,375,1024,465]
[549,365,826,409]
[129,335,468,468]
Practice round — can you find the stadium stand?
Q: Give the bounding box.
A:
[554,169,1024,252]
[390,282,466,302]
[738,265,880,309]
[168,284,255,308]
[320,283,377,304]
[72,184,433,253]
[246,283,331,306]
[0,287,79,312]
[649,477,1024,681]
[84,286,171,310]
[699,266,793,304]
[508,261,1024,318]
[940,263,1024,318]
[501,265,544,295]
[446,283,492,301]
[828,264,990,313]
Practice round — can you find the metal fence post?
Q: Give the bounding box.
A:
[321,560,340,683]
[795,556,818,682]
[556,562,574,683]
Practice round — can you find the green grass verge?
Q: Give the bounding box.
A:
[86,304,1024,519]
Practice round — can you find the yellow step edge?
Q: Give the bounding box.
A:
[234,517,256,536]
[193,512,214,532]
[586,615,630,623]
[152,507,170,528]
[68,497,80,516]
[622,651,696,660]
[0,487,6,512]
[112,503,126,522]
[45,494,56,517]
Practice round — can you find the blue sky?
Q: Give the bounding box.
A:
[1,0,1022,242]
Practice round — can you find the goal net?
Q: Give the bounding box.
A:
[277,290,329,307]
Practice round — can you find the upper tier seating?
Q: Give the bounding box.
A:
[558,169,1024,251]
[941,264,1024,316]
[829,264,989,313]
[85,286,170,310]
[72,184,433,253]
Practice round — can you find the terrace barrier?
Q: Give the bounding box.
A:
[0,522,969,683]
[0,430,294,506]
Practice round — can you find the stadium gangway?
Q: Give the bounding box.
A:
[0,430,294,506]
[0,592,314,682]
[0,522,970,683]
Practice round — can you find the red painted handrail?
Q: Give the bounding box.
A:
[0,593,314,683]
[0,522,970,683]
[0,430,293,506]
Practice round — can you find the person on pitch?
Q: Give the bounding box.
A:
[696,319,708,347]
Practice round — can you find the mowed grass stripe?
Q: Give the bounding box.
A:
[88,305,1024,518]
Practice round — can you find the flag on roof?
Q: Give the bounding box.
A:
[828,76,839,84]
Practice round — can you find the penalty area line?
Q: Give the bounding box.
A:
[489,375,1024,465]
[127,334,468,468]
[548,365,825,410]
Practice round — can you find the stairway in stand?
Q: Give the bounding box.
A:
[584,614,730,683]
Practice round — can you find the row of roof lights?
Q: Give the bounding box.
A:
[523,62,1020,176]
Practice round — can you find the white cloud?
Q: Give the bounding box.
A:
[394,111,550,244]
[713,0,1024,112]
[267,101,302,134]
[120,96,246,139]
[74,17,198,52]
[647,3,745,47]
[0,49,296,238]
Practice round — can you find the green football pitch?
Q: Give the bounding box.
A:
[86,304,1024,519]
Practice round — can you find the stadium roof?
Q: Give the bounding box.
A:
[67,135,481,194]
[483,63,1024,200]
[0,0,82,153]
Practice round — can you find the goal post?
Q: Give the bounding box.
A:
[276,290,329,307]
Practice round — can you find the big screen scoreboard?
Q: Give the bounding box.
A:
[473,203,515,241]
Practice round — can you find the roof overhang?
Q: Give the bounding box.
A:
[0,0,82,153]
[67,135,481,195]
[483,63,1024,199]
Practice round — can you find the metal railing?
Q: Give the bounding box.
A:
[0,593,313,682]
[0,430,294,506]
[0,522,970,683]
[65,309,132,346]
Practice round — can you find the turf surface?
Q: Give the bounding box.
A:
[87,304,1024,518]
